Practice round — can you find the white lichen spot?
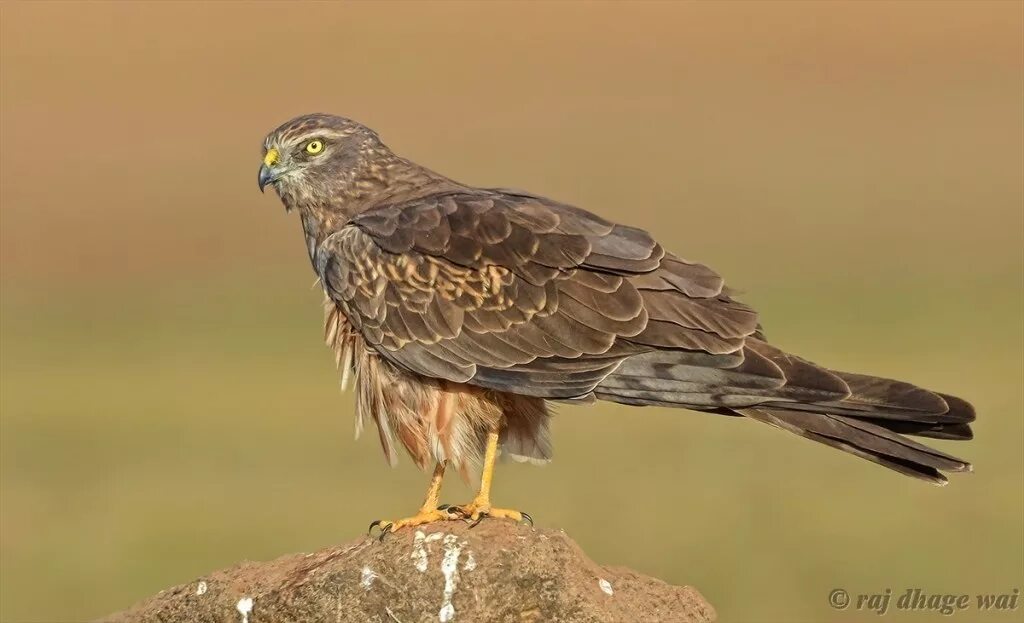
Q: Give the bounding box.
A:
[412,531,429,572]
[599,578,614,596]
[360,566,377,590]
[462,550,476,572]
[236,596,254,623]
[195,580,208,596]
[438,535,465,622]
[412,530,445,572]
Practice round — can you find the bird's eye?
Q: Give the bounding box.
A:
[305,140,324,155]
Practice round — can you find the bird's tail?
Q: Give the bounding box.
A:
[737,398,973,486]
[595,341,976,484]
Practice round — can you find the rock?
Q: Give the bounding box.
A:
[99,521,715,623]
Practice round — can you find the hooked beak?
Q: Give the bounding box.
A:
[258,165,277,193]
[258,148,280,193]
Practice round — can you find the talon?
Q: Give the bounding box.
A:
[520,511,534,527]
[369,520,394,540]
[372,502,522,535]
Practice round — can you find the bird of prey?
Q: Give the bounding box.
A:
[258,113,974,535]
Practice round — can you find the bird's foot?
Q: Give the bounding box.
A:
[442,500,533,528]
[368,507,456,540]
[368,500,532,540]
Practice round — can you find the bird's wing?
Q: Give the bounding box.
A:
[315,190,760,399]
[316,188,975,483]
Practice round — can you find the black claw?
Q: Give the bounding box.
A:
[468,512,488,529]
[520,511,534,527]
[368,519,394,541]
[437,504,450,511]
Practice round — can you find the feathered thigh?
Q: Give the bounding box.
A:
[326,304,551,477]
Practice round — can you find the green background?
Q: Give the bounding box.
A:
[2,2,1021,621]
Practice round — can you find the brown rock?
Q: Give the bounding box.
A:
[100,521,715,623]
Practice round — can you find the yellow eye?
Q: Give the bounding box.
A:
[305,140,324,155]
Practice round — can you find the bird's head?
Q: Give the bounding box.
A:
[258,113,386,210]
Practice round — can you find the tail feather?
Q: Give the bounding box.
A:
[739,407,972,485]
[765,373,977,425]
[595,341,975,484]
[833,371,951,415]
[854,418,973,441]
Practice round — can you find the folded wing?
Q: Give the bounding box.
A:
[317,189,974,483]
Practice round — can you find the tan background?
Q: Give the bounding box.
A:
[2,1,1022,621]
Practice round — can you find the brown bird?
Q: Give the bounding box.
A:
[258,113,974,535]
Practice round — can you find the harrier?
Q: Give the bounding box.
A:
[258,114,974,535]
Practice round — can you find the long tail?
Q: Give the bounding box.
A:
[738,403,972,485]
[595,340,976,485]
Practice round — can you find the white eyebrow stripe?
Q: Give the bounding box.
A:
[262,125,353,152]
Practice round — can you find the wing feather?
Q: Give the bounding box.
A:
[316,190,751,398]
[315,185,972,482]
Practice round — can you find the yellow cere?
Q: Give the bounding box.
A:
[263,148,279,168]
[305,140,324,155]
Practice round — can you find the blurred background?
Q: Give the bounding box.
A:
[1,1,1021,621]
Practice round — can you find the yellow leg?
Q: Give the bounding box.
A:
[449,427,532,526]
[370,425,532,538]
[420,460,446,510]
[369,461,452,537]
[472,430,500,509]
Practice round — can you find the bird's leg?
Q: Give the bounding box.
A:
[369,461,453,538]
[448,426,532,527]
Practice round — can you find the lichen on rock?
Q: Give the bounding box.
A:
[99,522,715,623]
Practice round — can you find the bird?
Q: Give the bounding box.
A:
[258,113,975,536]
